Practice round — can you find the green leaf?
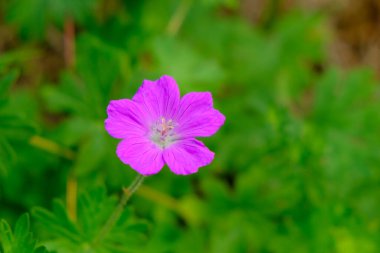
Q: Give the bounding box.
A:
[0,114,35,137]
[6,0,49,39]
[152,36,225,90]
[49,0,98,25]
[0,220,14,252]
[0,70,19,98]
[73,126,107,176]
[33,201,81,244]
[33,187,148,252]
[0,136,16,174]
[0,214,52,253]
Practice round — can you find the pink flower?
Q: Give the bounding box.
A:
[105,75,225,175]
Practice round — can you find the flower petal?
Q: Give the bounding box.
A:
[116,137,164,176]
[163,139,214,175]
[105,99,149,139]
[176,92,225,138]
[132,75,180,120]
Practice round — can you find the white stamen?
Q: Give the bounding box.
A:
[150,117,177,148]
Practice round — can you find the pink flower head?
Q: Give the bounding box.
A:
[105,75,225,175]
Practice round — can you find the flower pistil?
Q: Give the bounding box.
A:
[150,117,178,148]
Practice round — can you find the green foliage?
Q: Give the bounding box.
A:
[1,0,380,252]
[5,0,97,39]
[0,62,34,174]
[33,188,148,253]
[0,214,51,253]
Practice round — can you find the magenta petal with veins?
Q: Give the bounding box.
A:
[105,75,225,175]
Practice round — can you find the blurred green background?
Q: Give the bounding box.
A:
[1,0,380,252]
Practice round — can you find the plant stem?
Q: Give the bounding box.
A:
[64,17,76,68]
[137,185,180,213]
[63,16,78,222]
[94,174,145,244]
[29,135,75,160]
[166,0,191,36]
[66,173,78,222]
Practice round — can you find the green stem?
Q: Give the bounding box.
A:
[166,0,191,36]
[93,174,145,244]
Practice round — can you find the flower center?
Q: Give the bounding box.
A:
[150,117,178,148]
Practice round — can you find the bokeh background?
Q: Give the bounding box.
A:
[1,0,380,252]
